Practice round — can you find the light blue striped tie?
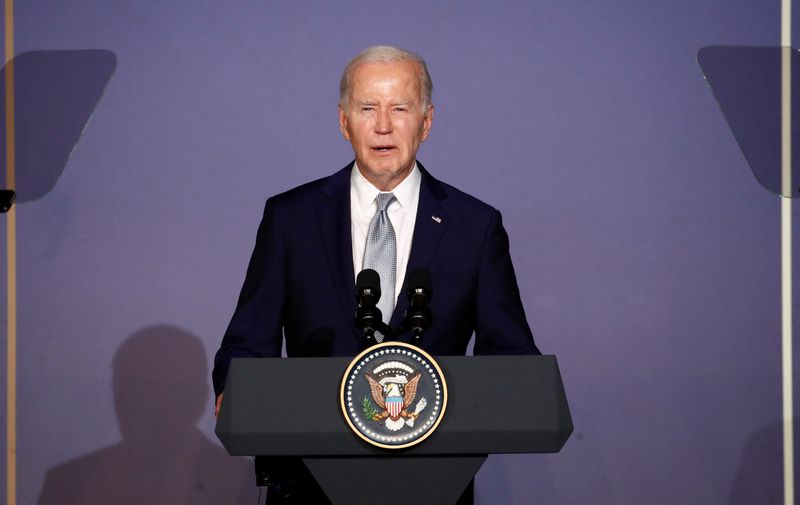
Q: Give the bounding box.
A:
[363,192,397,342]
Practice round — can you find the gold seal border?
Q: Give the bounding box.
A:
[339,341,448,450]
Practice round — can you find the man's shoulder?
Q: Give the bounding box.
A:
[267,164,351,208]
[421,166,500,218]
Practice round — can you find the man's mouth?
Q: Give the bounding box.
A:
[371,145,397,153]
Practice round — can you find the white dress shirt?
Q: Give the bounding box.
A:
[350,162,421,305]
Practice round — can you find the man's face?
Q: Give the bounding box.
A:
[339,61,434,191]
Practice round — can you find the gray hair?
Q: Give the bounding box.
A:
[339,45,433,112]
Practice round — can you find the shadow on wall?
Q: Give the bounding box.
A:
[38,324,254,505]
[728,419,798,505]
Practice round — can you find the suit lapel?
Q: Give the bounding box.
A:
[317,162,449,343]
[390,164,448,330]
[316,164,360,341]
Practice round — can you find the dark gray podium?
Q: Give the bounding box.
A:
[216,355,572,505]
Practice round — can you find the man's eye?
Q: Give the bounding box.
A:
[361,106,374,112]
[394,107,408,112]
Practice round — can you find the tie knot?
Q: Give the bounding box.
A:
[375,192,395,212]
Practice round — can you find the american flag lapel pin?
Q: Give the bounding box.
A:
[431,215,442,224]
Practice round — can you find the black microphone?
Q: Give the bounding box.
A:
[355,269,382,347]
[403,268,432,344]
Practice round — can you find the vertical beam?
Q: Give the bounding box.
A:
[3,0,14,504]
[780,3,794,505]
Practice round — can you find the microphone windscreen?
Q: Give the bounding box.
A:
[357,269,381,297]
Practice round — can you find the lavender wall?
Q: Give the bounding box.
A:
[1,1,797,504]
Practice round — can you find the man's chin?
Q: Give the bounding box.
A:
[356,160,413,190]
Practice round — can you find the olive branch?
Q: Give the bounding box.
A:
[362,396,380,420]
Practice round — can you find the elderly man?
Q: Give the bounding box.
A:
[213,46,539,505]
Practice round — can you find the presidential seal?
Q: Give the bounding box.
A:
[340,341,447,449]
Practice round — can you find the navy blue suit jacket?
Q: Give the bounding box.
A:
[213,162,538,395]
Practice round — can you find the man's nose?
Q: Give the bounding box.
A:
[374,109,392,134]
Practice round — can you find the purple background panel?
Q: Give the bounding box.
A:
[0,1,796,504]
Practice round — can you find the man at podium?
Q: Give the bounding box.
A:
[213,45,540,505]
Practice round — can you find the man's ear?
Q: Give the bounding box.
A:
[338,106,351,141]
[420,103,434,142]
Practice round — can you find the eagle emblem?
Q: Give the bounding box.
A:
[364,361,429,431]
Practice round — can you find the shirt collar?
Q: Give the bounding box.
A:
[351,161,421,212]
